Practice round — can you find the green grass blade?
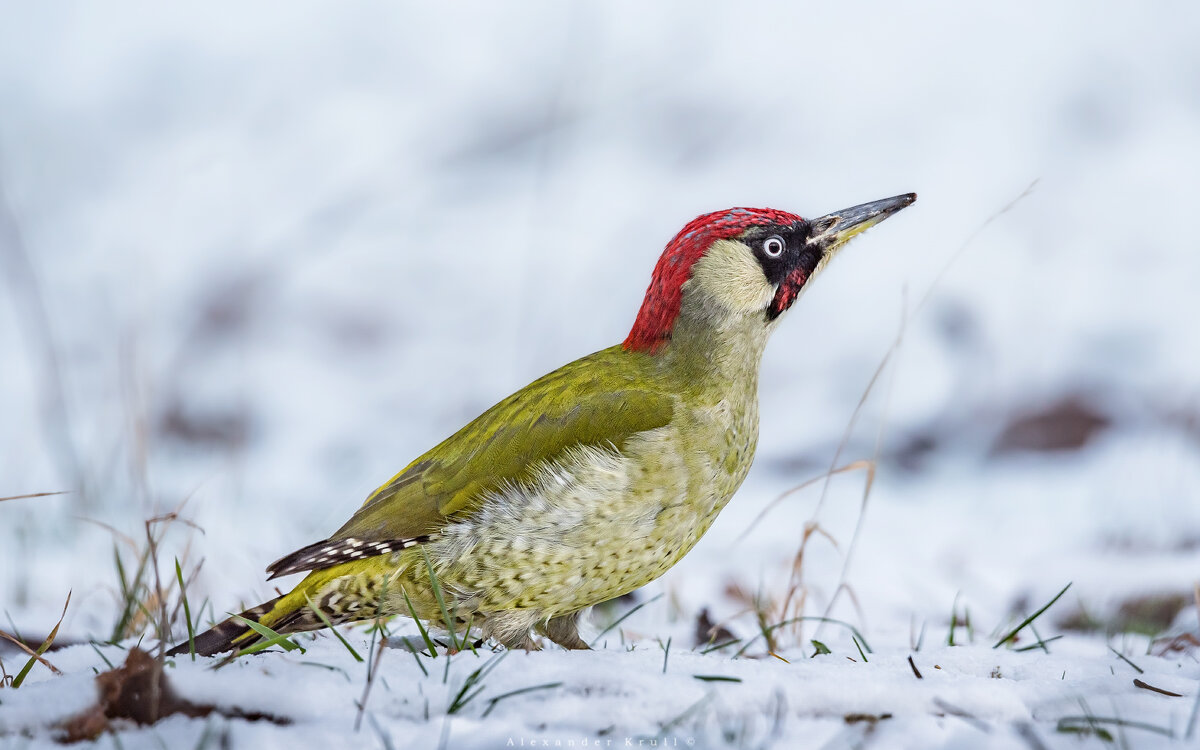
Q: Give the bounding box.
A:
[89,641,115,670]
[463,613,478,656]
[590,593,663,647]
[110,544,133,643]
[447,652,508,714]
[400,585,438,657]
[12,645,47,688]
[12,591,69,688]
[481,682,563,718]
[234,632,302,657]
[419,547,459,652]
[1015,635,1064,652]
[852,635,868,662]
[700,638,740,655]
[302,593,363,662]
[1056,715,1173,739]
[401,636,430,676]
[732,615,871,658]
[993,582,1071,649]
[230,614,304,655]
[297,660,353,681]
[1107,645,1144,674]
[174,559,196,661]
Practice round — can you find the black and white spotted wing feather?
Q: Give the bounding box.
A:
[266,535,430,579]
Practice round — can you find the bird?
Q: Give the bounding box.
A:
[170,193,915,656]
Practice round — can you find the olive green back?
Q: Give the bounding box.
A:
[331,345,676,542]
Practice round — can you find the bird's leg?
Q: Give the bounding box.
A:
[543,611,591,650]
[495,630,541,651]
[518,634,541,651]
[482,610,544,651]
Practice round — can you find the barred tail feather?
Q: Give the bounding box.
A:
[171,535,431,656]
[166,596,283,657]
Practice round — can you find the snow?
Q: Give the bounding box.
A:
[0,635,1195,748]
[2,1,1199,748]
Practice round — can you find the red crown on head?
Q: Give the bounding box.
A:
[623,208,803,353]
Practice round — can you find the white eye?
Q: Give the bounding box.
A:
[763,235,785,258]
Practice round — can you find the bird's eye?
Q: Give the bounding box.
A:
[763,235,785,258]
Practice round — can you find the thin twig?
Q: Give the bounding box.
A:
[737,461,872,543]
[0,177,83,494]
[814,291,904,635]
[1186,677,1199,740]
[0,491,68,503]
[0,631,62,676]
[787,182,1038,634]
[907,655,923,679]
[1132,679,1181,698]
[1108,645,1144,674]
[355,635,388,732]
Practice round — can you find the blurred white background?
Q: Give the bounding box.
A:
[2,1,1198,641]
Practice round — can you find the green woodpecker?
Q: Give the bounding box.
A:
[171,193,915,655]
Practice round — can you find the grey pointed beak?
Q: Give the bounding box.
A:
[808,193,917,248]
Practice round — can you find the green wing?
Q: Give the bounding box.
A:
[332,344,674,542]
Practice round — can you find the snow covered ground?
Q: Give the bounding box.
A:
[1,2,1198,748]
[1,629,1195,749]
